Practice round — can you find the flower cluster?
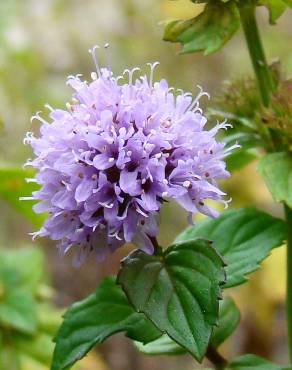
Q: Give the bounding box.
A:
[24,46,234,265]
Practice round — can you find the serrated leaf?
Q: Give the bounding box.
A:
[227,354,289,369]
[0,166,44,228]
[175,208,286,287]
[258,152,292,208]
[51,276,161,370]
[163,1,240,54]
[118,239,225,361]
[211,296,240,348]
[0,290,37,335]
[135,295,239,355]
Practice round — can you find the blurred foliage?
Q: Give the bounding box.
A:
[0,247,107,370]
[0,166,44,228]
[0,247,60,370]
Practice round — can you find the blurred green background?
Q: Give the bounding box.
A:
[0,0,291,369]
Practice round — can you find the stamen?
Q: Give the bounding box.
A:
[147,62,160,88]
[188,85,210,112]
[44,103,54,112]
[19,196,35,201]
[91,72,98,80]
[123,67,140,86]
[66,102,73,111]
[104,43,111,71]
[88,45,101,77]
[30,111,44,123]
[183,180,191,188]
[23,132,35,145]
[25,178,37,183]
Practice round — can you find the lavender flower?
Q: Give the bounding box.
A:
[23,45,235,266]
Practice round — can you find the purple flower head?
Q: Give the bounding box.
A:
[24,45,236,266]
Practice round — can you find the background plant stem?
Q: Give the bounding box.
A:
[239,1,292,362]
[285,205,292,361]
[238,1,275,151]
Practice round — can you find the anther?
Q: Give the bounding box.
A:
[183,180,191,188]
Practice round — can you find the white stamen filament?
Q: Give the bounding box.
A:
[88,45,101,77]
[44,103,54,111]
[188,85,210,112]
[104,43,111,71]
[25,178,37,183]
[123,67,140,86]
[19,196,35,201]
[147,61,160,88]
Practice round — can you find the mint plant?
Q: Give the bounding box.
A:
[23,1,292,369]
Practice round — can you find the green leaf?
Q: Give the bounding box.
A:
[258,152,292,208]
[226,149,257,172]
[0,347,20,370]
[14,333,54,366]
[176,208,286,287]
[211,296,240,348]
[37,304,62,336]
[0,247,45,293]
[0,166,44,228]
[228,354,289,369]
[224,132,261,171]
[163,1,240,54]
[51,276,161,370]
[0,290,37,334]
[135,296,239,355]
[283,0,292,6]
[135,334,186,356]
[118,239,225,361]
[258,0,287,23]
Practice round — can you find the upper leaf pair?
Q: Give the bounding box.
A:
[163,0,291,55]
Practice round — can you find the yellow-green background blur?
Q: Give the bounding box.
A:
[0,1,291,369]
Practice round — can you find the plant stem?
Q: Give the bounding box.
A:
[206,345,228,370]
[238,1,275,150]
[285,204,292,361]
[239,1,292,361]
[148,236,161,255]
[238,1,275,107]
